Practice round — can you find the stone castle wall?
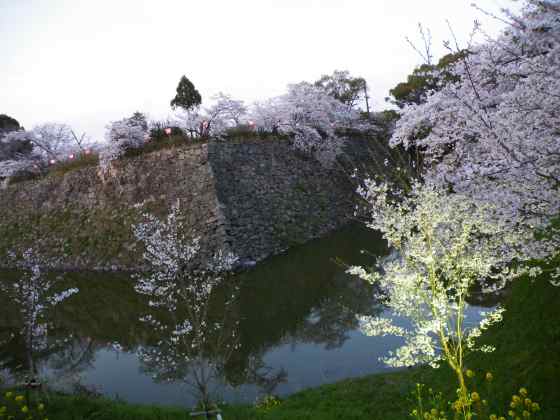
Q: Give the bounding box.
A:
[0,137,380,270]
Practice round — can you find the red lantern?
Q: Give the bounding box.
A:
[69,154,75,160]
[164,127,172,136]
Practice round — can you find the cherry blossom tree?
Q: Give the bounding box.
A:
[132,201,239,411]
[348,180,544,418]
[173,92,248,139]
[0,249,78,380]
[250,82,370,165]
[391,1,560,238]
[31,123,84,160]
[99,117,148,171]
[0,123,94,180]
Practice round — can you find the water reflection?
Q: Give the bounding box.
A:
[0,224,390,406]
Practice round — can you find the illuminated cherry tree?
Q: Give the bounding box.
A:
[348,180,544,417]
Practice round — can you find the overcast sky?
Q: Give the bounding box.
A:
[1,0,516,141]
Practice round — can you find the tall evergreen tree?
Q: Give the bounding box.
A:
[170,76,202,111]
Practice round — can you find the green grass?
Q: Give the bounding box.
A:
[4,264,558,419]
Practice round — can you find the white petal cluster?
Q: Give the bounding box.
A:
[250,82,372,166]
[132,201,240,393]
[391,2,560,257]
[0,249,79,355]
[99,118,148,171]
[349,180,537,368]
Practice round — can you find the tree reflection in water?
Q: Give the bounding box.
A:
[0,250,79,387]
[0,223,391,406]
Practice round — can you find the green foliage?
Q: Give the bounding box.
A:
[388,52,464,108]
[314,70,367,109]
[411,375,542,420]
[129,111,148,131]
[122,134,194,158]
[0,114,21,136]
[48,152,99,177]
[170,75,202,111]
[149,121,184,141]
[0,391,47,420]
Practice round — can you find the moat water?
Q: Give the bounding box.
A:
[0,223,492,408]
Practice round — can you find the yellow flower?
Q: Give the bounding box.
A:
[466,369,475,378]
[38,403,45,411]
[499,417,506,420]
[510,401,516,409]
[531,402,540,412]
[14,396,24,404]
[490,415,498,420]
[519,388,528,397]
[512,395,521,403]
[522,410,530,418]
[482,399,488,406]
[4,392,12,400]
[21,406,29,414]
[486,372,494,381]
[508,410,514,417]
[431,408,438,416]
[524,398,532,407]
[471,392,480,402]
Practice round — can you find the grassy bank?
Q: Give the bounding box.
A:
[4,269,559,419]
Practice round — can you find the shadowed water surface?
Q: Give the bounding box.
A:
[0,223,492,407]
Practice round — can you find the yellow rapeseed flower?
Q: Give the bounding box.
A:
[524,398,532,407]
[522,410,530,418]
[38,403,45,411]
[486,372,494,381]
[490,415,498,420]
[508,410,515,417]
[519,388,528,397]
[531,402,540,412]
[471,392,480,402]
[466,369,475,378]
[21,406,29,414]
[14,396,24,404]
